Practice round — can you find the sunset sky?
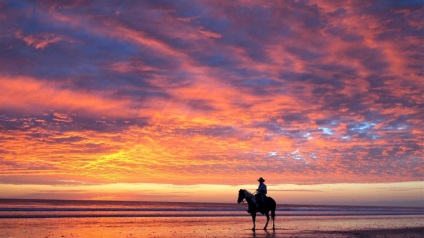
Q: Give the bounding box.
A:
[0,0,423,206]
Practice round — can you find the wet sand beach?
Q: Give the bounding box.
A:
[1,215,423,238]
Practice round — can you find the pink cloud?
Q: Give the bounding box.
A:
[15,30,70,49]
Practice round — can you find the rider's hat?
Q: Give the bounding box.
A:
[257,177,265,182]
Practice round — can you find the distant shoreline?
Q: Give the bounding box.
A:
[0,197,423,209]
[0,198,422,219]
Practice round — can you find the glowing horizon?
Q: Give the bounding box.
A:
[0,1,423,206]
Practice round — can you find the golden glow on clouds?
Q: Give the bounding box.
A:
[0,0,422,204]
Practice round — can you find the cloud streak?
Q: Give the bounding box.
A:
[0,0,422,190]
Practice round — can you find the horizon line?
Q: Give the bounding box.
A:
[0,197,422,209]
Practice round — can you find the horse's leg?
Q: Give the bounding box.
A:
[251,213,256,231]
[263,212,269,230]
[271,209,275,230]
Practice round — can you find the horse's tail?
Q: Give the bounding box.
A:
[271,198,276,230]
[270,197,276,220]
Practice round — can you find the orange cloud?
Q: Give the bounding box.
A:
[0,0,422,196]
[0,76,137,117]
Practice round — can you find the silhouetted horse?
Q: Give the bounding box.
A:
[237,189,276,230]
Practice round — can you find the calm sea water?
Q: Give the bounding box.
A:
[0,199,423,219]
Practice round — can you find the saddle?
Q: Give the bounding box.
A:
[254,193,267,214]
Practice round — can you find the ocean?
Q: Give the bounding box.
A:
[1,199,424,237]
[0,198,423,218]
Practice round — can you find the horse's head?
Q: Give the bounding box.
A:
[237,189,245,203]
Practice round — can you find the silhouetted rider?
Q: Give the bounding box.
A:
[255,177,267,212]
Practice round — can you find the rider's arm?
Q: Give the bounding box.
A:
[257,184,267,193]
